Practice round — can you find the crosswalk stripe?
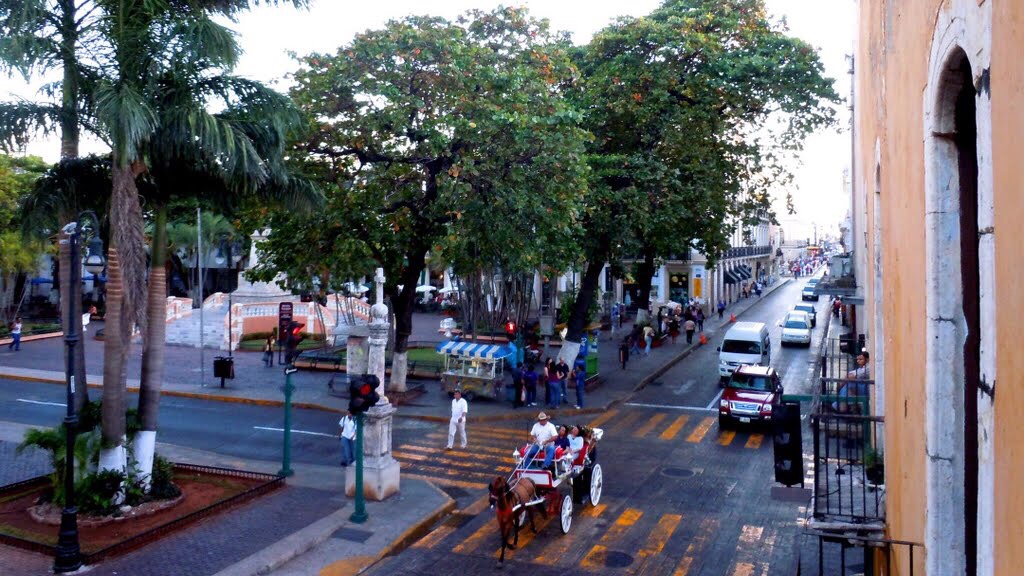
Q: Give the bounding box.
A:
[462,494,491,516]
[686,417,715,443]
[588,409,619,429]
[580,508,644,569]
[533,502,608,566]
[672,517,720,576]
[413,522,458,549]
[728,525,775,576]
[425,427,523,442]
[402,473,485,490]
[393,450,514,472]
[397,462,495,483]
[401,443,516,463]
[420,436,519,458]
[632,513,683,574]
[745,433,764,449]
[717,430,737,446]
[452,516,496,554]
[659,415,690,440]
[633,413,667,438]
[605,411,642,435]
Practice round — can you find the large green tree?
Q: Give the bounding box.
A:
[561,0,839,349]
[0,154,48,324]
[267,7,588,391]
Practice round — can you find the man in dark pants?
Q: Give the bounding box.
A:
[618,340,630,369]
[511,365,525,409]
[555,357,570,405]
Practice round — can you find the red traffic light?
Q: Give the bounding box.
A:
[359,383,373,395]
[504,321,516,335]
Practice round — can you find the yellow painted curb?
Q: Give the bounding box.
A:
[357,484,457,573]
[319,555,378,576]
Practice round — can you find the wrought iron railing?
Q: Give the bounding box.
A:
[797,530,922,575]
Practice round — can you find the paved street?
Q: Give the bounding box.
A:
[0,275,830,575]
[367,276,831,575]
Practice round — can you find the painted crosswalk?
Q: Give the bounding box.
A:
[393,407,771,490]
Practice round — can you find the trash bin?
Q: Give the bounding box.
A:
[213,356,235,388]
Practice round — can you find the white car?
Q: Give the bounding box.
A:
[780,311,812,347]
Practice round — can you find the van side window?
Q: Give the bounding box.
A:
[721,340,761,355]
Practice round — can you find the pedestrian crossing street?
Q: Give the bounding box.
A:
[411,498,782,575]
[396,408,768,491]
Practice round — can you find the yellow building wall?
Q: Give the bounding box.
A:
[858,1,1024,574]
[991,3,1024,573]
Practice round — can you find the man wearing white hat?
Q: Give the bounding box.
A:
[526,412,558,470]
[446,387,468,450]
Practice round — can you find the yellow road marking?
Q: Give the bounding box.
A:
[588,409,619,429]
[396,462,495,483]
[413,522,457,549]
[402,442,516,462]
[728,525,768,576]
[673,517,720,576]
[717,430,737,446]
[732,563,755,576]
[401,473,485,490]
[533,502,608,566]
[659,415,690,440]
[606,410,642,434]
[580,508,644,569]
[745,434,764,449]
[452,516,496,554]
[632,514,683,573]
[687,417,715,443]
[461,494,491,516]
[633,413,667,438]
[424,428,523,442]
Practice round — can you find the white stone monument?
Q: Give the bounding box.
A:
[231,230,294,304]
[346,267,400,501]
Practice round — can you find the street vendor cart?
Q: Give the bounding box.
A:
[436,340,513,401]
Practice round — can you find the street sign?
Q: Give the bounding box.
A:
[278,302,293,343]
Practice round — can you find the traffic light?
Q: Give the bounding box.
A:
[504,320,517,337]
[349,374,381,415]
[285,321,305,364]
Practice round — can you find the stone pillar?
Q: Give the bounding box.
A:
[346,267,400,501]
[345,327,369,377]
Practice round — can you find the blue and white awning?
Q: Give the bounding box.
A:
[435,341,513,360]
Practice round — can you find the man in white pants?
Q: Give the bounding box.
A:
[446,387,468,450]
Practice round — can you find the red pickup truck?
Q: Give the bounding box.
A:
[718,365,784,429]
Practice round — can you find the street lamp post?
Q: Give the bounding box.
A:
[349,412,367,523]
[54,213,104,573]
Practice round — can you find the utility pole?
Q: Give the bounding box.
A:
[279,365,296,477]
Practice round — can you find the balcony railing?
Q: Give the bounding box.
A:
[796,531,922,575]
[723,245,772,259]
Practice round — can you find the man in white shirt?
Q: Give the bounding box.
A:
[446,388,468,450]
[526,412,558,469]
[338,411,356,467]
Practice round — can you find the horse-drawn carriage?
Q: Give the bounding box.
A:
[488,426,604,561]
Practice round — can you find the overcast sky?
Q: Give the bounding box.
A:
[0,0,853,241]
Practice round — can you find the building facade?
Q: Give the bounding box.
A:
[853,0,1023,574]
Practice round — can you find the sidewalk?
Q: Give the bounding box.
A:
[0,280,790,423]
[0,420,452,576]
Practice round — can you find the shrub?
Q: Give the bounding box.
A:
[149,455,181,500]
[76,469,125,516]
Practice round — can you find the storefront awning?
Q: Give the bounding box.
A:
[723,270,738,284]
[435,341,513,359]
[737,266,752,280]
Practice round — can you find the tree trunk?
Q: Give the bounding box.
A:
[135,207,167,489]
[387,247,428,393]
[59,0,79,160]
[633,246,657,323]
[99,245,127,476]
[58,229,90,413]
[564,259,605,344]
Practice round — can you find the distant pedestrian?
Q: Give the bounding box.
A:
[263,335,275,367]
[684,318,696,344]
[512,365,525,409]
[446,388,468,450]
[524,363,539,406]
[642,324,654,356]
[338,411,356,466]
[572,363,586,409]
[696,309,705,332]
[618,340,630,370]
[668,317,679,344]
[629,332,641,356]
[7,317,22,351]
[717,300,726,320]
[545,358,559,408]
[556,357,570,405]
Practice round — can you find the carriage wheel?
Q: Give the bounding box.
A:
[559,494,573,534]
[589,464,603,506]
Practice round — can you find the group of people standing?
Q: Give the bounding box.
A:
[510,358,586,411]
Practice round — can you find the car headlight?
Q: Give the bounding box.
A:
[762,403,772,412]
[720,399,729,408]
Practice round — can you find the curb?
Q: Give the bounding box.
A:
[360,483,457,573]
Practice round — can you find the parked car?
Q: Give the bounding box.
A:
[718,365,784,429]
[792,303,817,327]
[780,311,812,347]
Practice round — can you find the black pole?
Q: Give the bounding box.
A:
[54,223,82,572]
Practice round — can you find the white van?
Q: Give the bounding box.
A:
[718,321,771,383]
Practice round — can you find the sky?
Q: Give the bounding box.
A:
[0,0,854,242]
